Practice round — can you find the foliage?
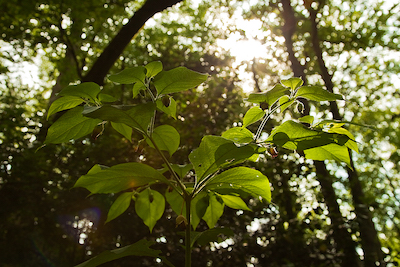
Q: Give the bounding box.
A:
[44,61,356,266]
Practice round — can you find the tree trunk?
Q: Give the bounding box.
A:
[82,0,182,85]
[280,1,361,265]
[307,5,385,266]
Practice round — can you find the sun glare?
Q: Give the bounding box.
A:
[217,19,268,65]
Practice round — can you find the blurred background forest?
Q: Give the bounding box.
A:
[1,0,400,266]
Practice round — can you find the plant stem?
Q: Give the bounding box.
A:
[185,195,192,267]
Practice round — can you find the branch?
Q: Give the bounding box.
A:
[82,0,183,85]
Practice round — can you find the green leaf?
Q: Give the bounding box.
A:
[132,83,146,99]
[108,66,146,85]
[58,82,101,103]
[299,115,315,125]
[145,61,163,78]
[45,107,102,144]
[202,193,224,228]
[165,189,207,230]
[82,103,155,135]
[304,144,351,167]
[189,136,258,181]
[74,162,168,194]
[217,194,251,211]
[135,188,165,233]
[221,127,254,144]
[247,84,290,106]
[156,97,177,119]
[47,96,84,119]
[147,125,180,156]
[74,239,175,267]
[98,93,117,103]
[206,167,271,203]
[169,164,193,179]
[296,86,343,101]
[281,77,303,90]
[242,106,265,127]
[111,122,133,142]
[106,192,134,223]
[266,120,354,167]
[279,95,294,112]
[191,228,234,247]
[153,67,208,95]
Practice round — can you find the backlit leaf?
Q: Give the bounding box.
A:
[217,194,251,211]
[202,193,224,228]
[74,162,168,194]
[296,86,343,101]
[45,107,101,144]
[147,125,180,156]
[281,77,303,90]
[58,82,101,103]
[206,167,271,203]
[75,239,174,267]
[105,192,134,223]
[243,106,265,127]
[111,122,133,142]
[145,61,163,78]
[135,188,165,233]
[189,136,258,181]
[82,103,155,135]
[247,84,290,106]
[108,66,146,85]
[47,96,84,119]
[153,67,208,95]
[221,127,254,144]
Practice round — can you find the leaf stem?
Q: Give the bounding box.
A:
[148,136,187,195]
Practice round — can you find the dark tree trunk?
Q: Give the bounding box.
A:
[280,1,361,265]
[307,5,385,266]
[82,0,182,85]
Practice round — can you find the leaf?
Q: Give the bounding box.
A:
[189,136,258,181]
[156,97,177,119]
[165,189,208,230]
[247,84,290,106]
[135,188,165,233]
[191,228,234,247]
[202,193,224,228]
[242,106,265,127]
[281,77,303,90]
[304,144,351,167]
[45,107,102,144]
[266,120,354,167]
[145,61,163,78]
[147,125,180,156]
[111,122,133,142]
[82,103,155,135]
[108,66,146,85]
[217,194,251,211]
[47,96,84,119]
[279,95,294,112]
[132,83,146,99]
[296,86,343,101]
[299,115,314,125]
[221,127,254,144]
[58,82,101,103]
[206,167,271,203]
[106,192,134,223]
[98,93,117,103]
[169,164,193,179]
[74,162,168,194]
[153,66,208,95]
[74,239,175,267]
